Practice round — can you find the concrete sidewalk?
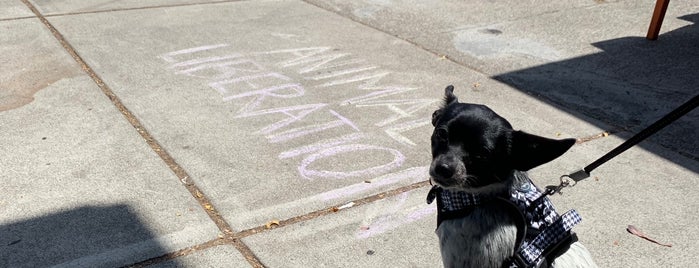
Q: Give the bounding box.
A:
[1,0,697,267]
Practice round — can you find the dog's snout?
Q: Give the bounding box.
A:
[434,163,454,178]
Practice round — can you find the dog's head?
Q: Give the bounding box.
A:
[429,85,576,193]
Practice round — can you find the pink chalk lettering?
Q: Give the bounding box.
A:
[278,133,365,159]
[236,103,327,135]
[383,117,432,146]
[304,66,378,81]
[319,166,427,201]
[266,110,360,143]
[319,71,391,89]
[357,99,437,127]
[159,44,230,63]
[341,86,415,105]
[254,47,333,65]
[282,53,365,74]
[210,72,292,97]
[356,193,437,239]
[222,83,305,113]
[170,54,242,69]
[177,58,266,80]
[298,144,405,179]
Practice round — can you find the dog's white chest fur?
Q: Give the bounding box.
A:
[436,204,597,268]
[436,204,517,268]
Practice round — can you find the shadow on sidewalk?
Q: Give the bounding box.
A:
[0,204,176,267]
[494,13,699,173]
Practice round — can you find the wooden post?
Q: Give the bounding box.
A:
[647,0,670,40]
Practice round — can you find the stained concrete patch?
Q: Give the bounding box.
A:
[0,19,218,268]
[0,19,82,112]
[150,245,250,268]
[452,27,562,61]
[243,187,443,268]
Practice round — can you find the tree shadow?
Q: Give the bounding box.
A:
[0,204,178,267]
[494,13,698,173]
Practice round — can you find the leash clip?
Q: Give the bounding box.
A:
[545,169,591,196]
[544,177,571,196]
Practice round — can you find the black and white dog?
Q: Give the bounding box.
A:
[428,86,596,268]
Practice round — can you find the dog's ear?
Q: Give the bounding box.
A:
[432,109,442,126]
[443,85,457,107]
[510,131,576,171]
[432,85,458,126]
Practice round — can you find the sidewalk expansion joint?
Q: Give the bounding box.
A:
[122,238,226,268]
[20,1,264,267]
[300,0,489,75]
[40,0,249,18]
[0,16,36,21]
[234,180,432,239]
[576,130,616,144]
[123,237,264,268]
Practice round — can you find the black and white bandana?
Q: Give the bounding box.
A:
[427,180,582,267]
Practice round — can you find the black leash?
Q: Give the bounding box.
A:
[545,94,699,195]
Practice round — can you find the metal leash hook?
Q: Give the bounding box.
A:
[545,168,591,196]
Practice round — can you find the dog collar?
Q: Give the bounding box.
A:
[427,180,582,267]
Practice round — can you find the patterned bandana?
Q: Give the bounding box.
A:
[427,179,582,267]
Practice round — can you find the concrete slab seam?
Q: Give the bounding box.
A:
[300,0,489,75]
[0,15,36,21]
[122,180,431,266]
[234,180,431,239]
[39,0,250,18]
[122,238,227,268]
[19,0,264,267]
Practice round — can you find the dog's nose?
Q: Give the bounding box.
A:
[434,163,454,178]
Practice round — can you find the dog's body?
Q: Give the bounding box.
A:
[429,86,596,268]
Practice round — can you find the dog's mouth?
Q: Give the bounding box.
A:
[429,169,485,189]
[429,166,506,194]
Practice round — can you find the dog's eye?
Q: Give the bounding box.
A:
[435,128,448,141]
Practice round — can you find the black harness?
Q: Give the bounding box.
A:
[427,180,581,268]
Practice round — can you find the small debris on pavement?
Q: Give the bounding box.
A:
[265,220,280,229]
[337,202,355,210]
[366,249,375,255]
[627,225,672,247]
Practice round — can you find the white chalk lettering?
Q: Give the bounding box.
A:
[236,103,328,135]
[298,144,405,180]
[159,44,230,63]
[279,133,365,159]
[160,44,437,182]
[266,109,360,143]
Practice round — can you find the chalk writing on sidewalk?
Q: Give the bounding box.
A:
[160,44,436,181]
[160,45,438,237]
